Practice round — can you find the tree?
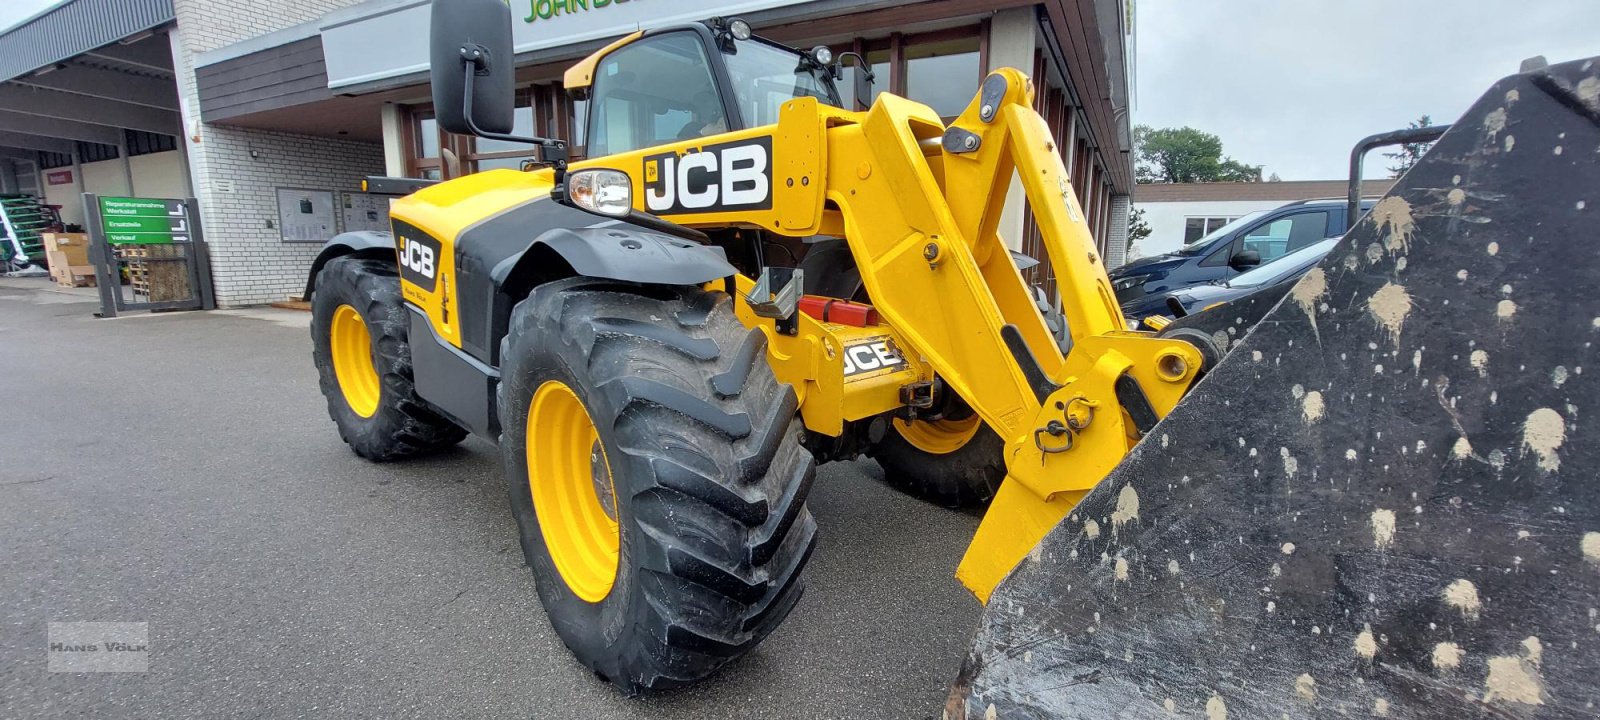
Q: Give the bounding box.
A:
[1383,115,1434,177]
[1134,125,1262,184]
[1125,206,1152,259]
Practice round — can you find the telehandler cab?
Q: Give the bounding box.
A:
[307,0,1200,693]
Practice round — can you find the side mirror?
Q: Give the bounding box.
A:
[1229,249,1262,270]
[430,0,515,136]
[836,51,875,111]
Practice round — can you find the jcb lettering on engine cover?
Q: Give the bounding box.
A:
[643,137,773,215]
[842,338,908,379]
[396,229,441,292]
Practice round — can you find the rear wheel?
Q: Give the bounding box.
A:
[310,256,467,460]
[499,277,817,695]
[868,400,1006,509]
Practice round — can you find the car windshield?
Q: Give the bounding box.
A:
[1226,238,1340,288]
[723,38,841,126]
[1176,211,1266,255]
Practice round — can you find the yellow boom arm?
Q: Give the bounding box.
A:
[571,69,1201,601]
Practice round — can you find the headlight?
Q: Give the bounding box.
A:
[1112,276,1143,293]
[811,46,833,65]
[728,19,753,41]
[567,169,633,218]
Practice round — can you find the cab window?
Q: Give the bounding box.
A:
[586,33,728,157]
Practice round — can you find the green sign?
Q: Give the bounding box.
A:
[523,0,633,24]
[98,197,190,245]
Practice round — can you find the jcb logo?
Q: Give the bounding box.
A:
[842,339,908,378]
[401,236,435,278]
[395,229,442,292]
[644,137,773,215]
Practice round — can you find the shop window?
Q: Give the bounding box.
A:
[586,32,726,157]
[905,35,982,118]
[38,151,72,170]
[469,103,537,172]
[1182,216,1240,245]
[408,110,445,180]
[77,142,118,163]
[125,130,177,157]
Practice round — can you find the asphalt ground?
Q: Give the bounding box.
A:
[0,277,983,719]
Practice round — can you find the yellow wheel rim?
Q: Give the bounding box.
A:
[330,304,381,418]
[527,381,620,603]
[892,414,982,455]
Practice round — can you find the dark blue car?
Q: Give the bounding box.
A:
[1110,198,1374,310]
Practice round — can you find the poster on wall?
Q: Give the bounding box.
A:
[339,192,391,234]
[275,188,336,243]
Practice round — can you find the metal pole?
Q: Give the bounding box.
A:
[1347,124,1451,225]
[184,197,215,310]
[116,129,136,196]
[83,193,118,318]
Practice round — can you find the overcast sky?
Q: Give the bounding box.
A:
[0,0,61,33]
[1136,0,1600,180]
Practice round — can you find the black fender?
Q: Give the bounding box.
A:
[476,222,737,366]
[491,224,736,289]
[303,231,395,299]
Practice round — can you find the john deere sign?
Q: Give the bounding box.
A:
[321,0,815,90]
[524,0,636,24]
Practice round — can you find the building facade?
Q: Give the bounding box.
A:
[1133,179,1395,260]
[0,0,1139,307]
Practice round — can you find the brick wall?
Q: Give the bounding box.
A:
[170,0,383,307]
[1105,194,1131,269]
[173,0,365,53]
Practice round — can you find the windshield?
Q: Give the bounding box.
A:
[723,38,841,126]
[1176,211,1266,255]
[1227,238,1339,288]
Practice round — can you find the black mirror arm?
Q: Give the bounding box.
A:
[836,51,875,82]
[458,46,569,179]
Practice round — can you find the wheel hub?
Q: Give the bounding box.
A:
[329,304,380,418]
[527,381,621,603]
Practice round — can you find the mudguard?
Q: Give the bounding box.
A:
[494,224,736,288]
[303,231,395,299]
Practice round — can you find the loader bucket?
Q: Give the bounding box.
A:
[947,55,1600,718]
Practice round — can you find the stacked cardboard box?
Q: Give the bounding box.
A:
[42,233,96,288]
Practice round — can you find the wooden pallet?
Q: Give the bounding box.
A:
[115,245,190,302]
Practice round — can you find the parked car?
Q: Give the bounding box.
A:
[1123,237,1341,323]
[1110,197,1375,306]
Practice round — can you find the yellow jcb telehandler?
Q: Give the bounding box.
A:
[307,0,1200,694]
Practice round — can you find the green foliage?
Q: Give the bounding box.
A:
[1128,207,1152,243]
[1383,115,1435,178]
[1134,125,1262,184]
[1124,206,1152,259]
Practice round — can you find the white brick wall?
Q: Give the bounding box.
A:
[170,0,383,307]
[174,0,366,53]
[1105,194,1131,269]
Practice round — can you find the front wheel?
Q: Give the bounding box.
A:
[499,278,817,695]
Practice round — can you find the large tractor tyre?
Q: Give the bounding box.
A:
[310,256,468,461]
[867,287,1060,509]
[868,408,1007,509]
[498,277,817,695]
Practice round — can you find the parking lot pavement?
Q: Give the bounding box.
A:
[0,279,983,719]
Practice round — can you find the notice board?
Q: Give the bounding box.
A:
[276,188,336,243]
[339,192,391,234]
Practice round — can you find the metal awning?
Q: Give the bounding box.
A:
[0,0,175,84]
